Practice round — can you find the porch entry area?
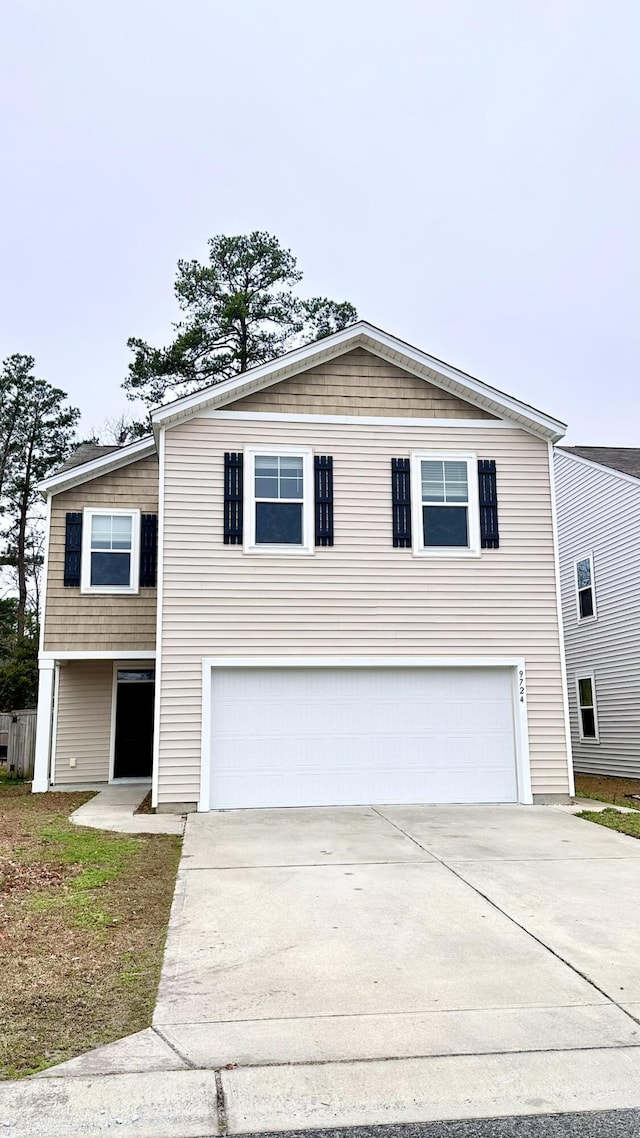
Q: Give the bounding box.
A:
[113,667,155,780]
[33,657,156,790]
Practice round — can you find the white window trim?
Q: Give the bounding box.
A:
[576,671,600,743]
[244,446,314,556]
[410,451,480,558]
[80,507,141,595]
[574,552,597,623]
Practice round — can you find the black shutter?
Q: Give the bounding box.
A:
[478,460,499,548]
[224,452,243,544]
[63,512,82,586]
[314,456,334,546]
[140,513,158,587]
[391,458,412,548]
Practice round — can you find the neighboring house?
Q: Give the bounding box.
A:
[33,322,573,811]
[555,446,640,779]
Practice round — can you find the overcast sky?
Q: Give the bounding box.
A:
[1,1,638,442]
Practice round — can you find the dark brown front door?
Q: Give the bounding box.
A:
[113,669,155,779]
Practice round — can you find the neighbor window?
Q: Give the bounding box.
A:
[81,509,140,593]
[575,554,596,621]
[245,448,313,553]
[411,452,480,556]
[576,673,599,741]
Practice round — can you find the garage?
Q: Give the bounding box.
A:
[206,664,521,809]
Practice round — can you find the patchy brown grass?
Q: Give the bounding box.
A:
[0,783,181,1079]
[575,772,640,810]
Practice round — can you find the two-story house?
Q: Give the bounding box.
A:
[555,446,640,780]
[33,322,574,811]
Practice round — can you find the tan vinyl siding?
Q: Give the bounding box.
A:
[157,417,569,804]
[225,348,496,418]
[44,455,159,651]
[53,660,113,784]
[555,451,640,778]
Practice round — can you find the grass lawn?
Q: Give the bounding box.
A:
[0,781,181,1079]
[578,807,640,841]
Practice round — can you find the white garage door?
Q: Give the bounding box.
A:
[209,666,519,809]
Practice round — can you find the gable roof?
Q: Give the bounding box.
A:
[39,436,157,495]
[558,446,640,480]
[150,321,567,442]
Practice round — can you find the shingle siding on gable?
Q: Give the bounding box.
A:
[224,348,497,419]
[44,454,159,652]
[156,416,568,805]
[555,450,640,778]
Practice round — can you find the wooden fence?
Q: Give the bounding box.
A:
[0,709,37,779]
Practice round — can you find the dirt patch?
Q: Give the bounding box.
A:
[134,790,153,815]
[575,772,640,810]
[0,781,181,1079]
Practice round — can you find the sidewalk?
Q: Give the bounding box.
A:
[69,783,185,835]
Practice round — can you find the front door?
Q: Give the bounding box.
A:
[113,668,155,779]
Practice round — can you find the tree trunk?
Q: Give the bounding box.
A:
[16,427,36,642]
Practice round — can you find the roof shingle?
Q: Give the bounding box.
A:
[559,446,640,480]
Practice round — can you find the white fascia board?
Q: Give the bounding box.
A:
[39,650,156,661]
[204,656,524,668]
[555,447,640,489]
[150,320,566,442]
[38,438,157,496]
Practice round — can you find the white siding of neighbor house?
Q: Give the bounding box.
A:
[52,660,113,784]
[156,415,570,805]
[555,450,640,778]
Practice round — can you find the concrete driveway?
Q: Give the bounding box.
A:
[152,804,640,1131]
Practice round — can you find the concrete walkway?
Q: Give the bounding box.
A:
[69,783,185,835]
[4,802,640,1137]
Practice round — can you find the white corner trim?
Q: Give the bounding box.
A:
[206,410,516,429]
[38,437,156,496]
[548,441,575,797]
[39,650,156,661]
[150,321,566,441]
[39,494,52,654]
[199,655,533,810]
[512,661,533,805]
[151,427,165,809]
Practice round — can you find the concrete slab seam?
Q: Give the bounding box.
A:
[216,1068,229,1135]
[152,1026,197,1069]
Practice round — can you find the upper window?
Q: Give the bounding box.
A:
[245,448,313,554]
[81,508,140,593]
[575,554,596,622]
[576,673,599,742]
[411,452,480,556]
